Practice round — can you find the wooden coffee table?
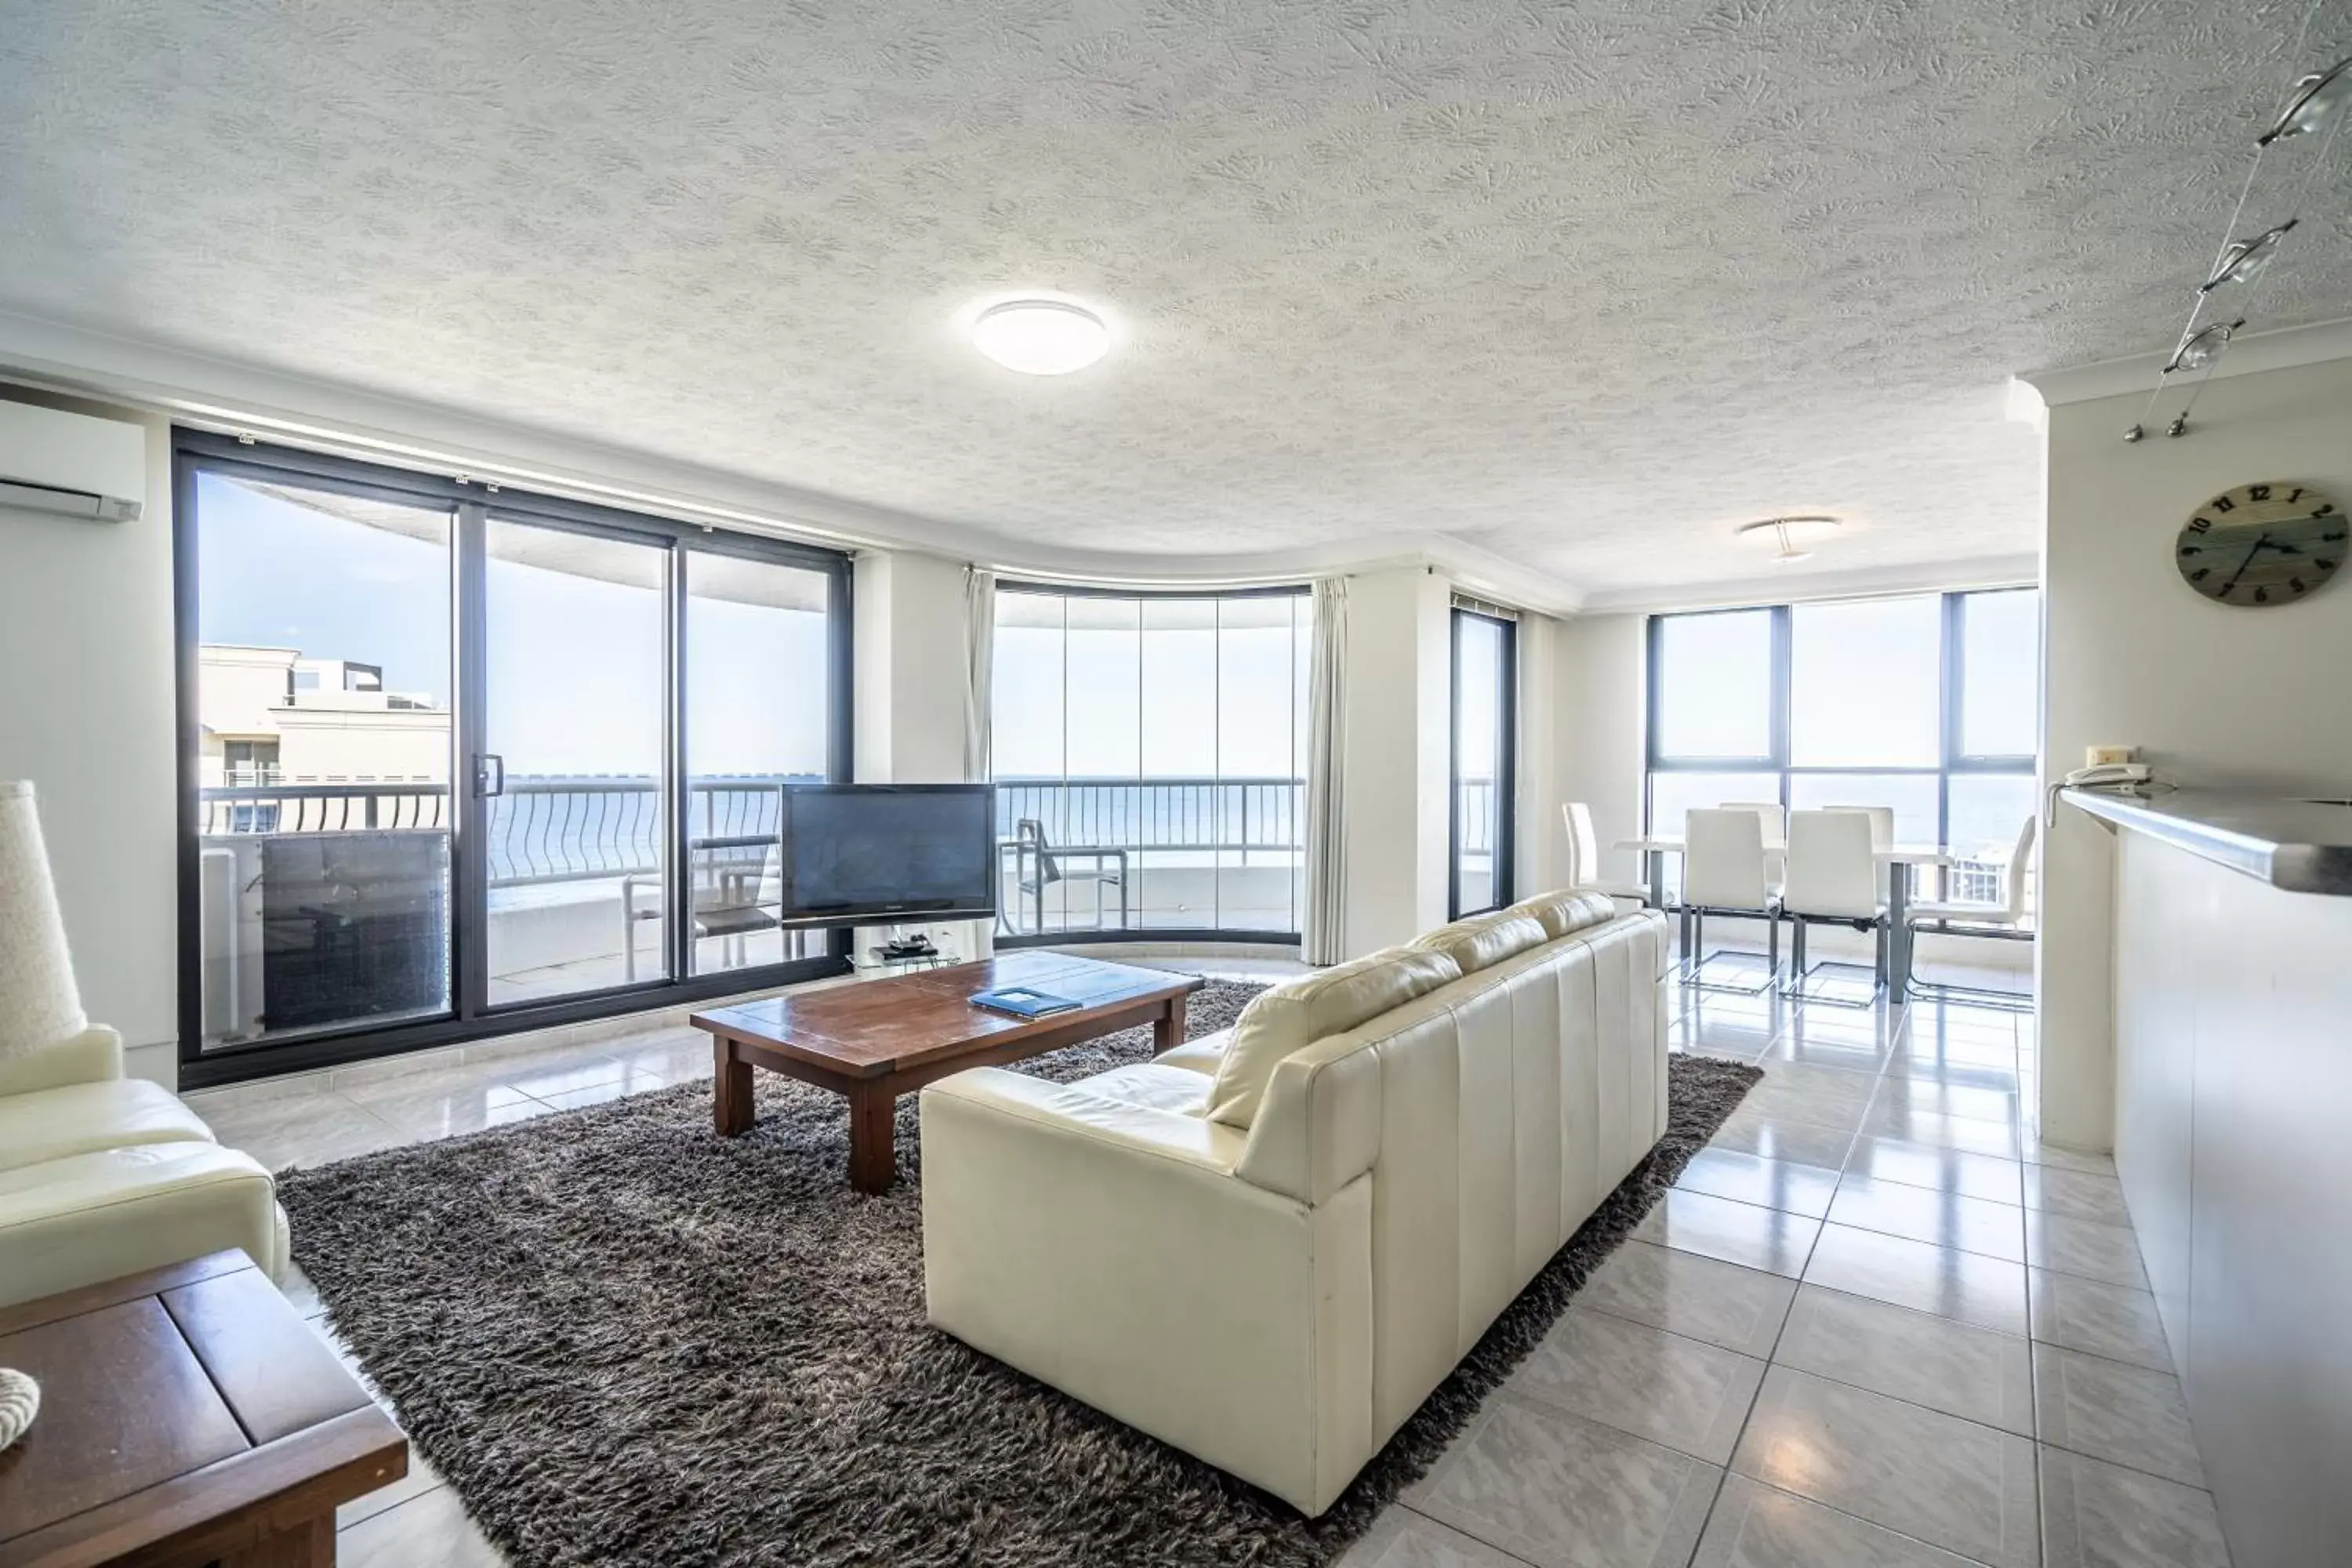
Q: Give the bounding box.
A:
[693,951,1205,1192]
[0,1250,407,1568]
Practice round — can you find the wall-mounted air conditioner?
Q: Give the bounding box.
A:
[0,476,142,522]
[0,397,147,523]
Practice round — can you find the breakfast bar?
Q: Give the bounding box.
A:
[2061,785,2352,1568]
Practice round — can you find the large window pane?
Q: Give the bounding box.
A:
[1790,596,1941,766]
[1657,610,1772,759]
[483,519,670,1006]
[1452,612,1513,916]
[1960,590,2040,758]
[1948,774,2039,906]
[1218,597,1304,934]
[991,591,1066,783]
[193,474,454,1048]
[990,586,1309,938]
[685,551,833,976]
[1788,772,1941,848]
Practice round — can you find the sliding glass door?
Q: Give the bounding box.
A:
[684,548,835,976]
[1450,604,1517,919]
[188,470,459,1046]
[176,433,851,1084]
[481,517,673,1005]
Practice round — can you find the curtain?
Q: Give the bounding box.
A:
[1302,577,1349,966]
[963,566,995,784]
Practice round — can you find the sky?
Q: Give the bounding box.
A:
[197,474,828,775]
[990,594,1309,781]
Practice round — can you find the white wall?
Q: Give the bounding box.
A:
[1338,566,1453,954]
[0,390,179,1084]
[851,547,970,787]
[851,546,989,958]
[1550,613,1649,889]
[2039,354,2352,1149]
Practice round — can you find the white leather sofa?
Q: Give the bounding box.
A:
[0,1027,289,1309]
[921,890,1669,1516]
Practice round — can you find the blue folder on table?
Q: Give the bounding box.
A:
[971,985,1080,1018]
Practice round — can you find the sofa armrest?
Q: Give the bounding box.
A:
[0,1141,284,1308]
[920,1068,1374,1516]
[0,1025,124,1100]
[1233,1032,1381,1205]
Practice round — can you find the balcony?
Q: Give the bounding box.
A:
[992,775,1317,941]
[195,775,829,1044]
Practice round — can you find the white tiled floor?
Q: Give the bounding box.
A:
[187,953,2226,1568]
[1344,964,2230,1568]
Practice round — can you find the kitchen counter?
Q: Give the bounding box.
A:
[2060,786,2352,895]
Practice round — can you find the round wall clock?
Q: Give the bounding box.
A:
[2175,481,2345,606]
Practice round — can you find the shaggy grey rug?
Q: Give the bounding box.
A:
[281,981,1761,1568]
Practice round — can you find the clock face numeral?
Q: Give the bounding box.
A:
[2176,481,2343,607]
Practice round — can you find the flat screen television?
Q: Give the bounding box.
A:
[773,783,997,925]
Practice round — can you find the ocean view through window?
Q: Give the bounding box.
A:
[990,585,1310,942]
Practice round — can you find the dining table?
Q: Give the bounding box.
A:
[1614,836,1955,1003]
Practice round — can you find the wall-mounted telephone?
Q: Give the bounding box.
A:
[2061,763,2153,789]
[2048,762,2158,825]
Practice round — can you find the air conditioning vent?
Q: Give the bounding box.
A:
[0,476,143,523]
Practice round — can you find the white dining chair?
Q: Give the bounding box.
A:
[1822,804,1895,851]
[1680,808,1780,991]
[1560,802,1650,904]
[1780,808,1888,1003]
[1722,800,1788,887]
[1902,814,2036,1008]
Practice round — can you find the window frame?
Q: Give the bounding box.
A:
[173,430,855,1088]
[1643,590,2039,858]
[990,579,1311,947]
[1448,604,1519,920]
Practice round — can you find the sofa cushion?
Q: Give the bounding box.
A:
[1409,912,1550,975]
[0,1078,218,1174]
[1157,1026,1233,1077]
[1205,947,1461,1130]
[1502,889,1619,942]
[1074,1062,1215,1117]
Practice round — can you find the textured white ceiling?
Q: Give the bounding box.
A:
[2,0,2346,595]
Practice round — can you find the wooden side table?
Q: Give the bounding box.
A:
[0,1250,408,1567]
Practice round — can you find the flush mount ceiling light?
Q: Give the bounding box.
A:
[1735,514,1841,564]
[970,299,1111,376]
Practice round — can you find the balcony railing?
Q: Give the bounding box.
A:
[198,775,811,887]
[991,776,1308,938]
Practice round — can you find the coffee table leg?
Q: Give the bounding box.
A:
[713,1035,755,1137]
[1152,993,1187,1055]
[223,1512,336,1566]
[848,1082,898,1193]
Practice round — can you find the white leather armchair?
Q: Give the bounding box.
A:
[0,1026,289,1309]
[922,891,1668,1515]
[0,782,288,1308]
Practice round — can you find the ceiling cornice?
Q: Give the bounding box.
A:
[1575,553,2041,617]
[2014,314,2352,410]
[0,308,1589,608]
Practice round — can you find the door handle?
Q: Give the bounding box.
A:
[474,753,506,798]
